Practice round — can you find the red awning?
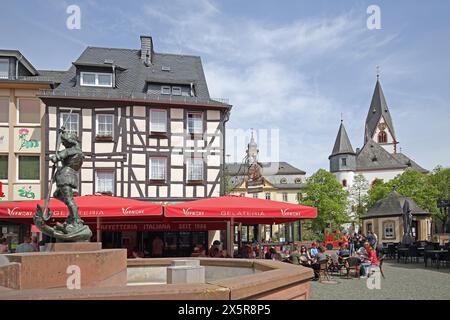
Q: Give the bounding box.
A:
[164,195,317,224]
[0,195,163,219]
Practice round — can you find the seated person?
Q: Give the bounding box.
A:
[311,246,328,280]
[289,247,301,265]
[310,243,319,257]
[359,242,378,277]
[299,245,312,266]
[336,242,350,259]
[209,246,221,257]
[191,246,201,257]
[356,245,368,260]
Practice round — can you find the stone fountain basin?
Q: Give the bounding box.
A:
[0,255,314,300]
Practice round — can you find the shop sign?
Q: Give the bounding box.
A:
[99,222,227,232]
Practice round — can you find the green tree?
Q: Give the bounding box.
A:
[367,178,391,207]
[368,169,441,226]
[428,166,450,231]
[300,169,349,235]
[349,174,369,225]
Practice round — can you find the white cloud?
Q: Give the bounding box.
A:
[137,0,398,173]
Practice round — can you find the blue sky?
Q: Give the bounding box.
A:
[1,0,449,174]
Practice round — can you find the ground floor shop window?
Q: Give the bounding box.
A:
[101,231,208,258]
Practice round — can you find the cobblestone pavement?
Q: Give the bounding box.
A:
[310,260,450,300]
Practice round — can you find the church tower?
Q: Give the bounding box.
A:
[329,120,356,188]
[364,77,398,154]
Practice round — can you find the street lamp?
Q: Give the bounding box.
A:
[437,197,450,233]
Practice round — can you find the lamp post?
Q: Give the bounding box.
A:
[437,197,450,233]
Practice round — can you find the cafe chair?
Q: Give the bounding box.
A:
[344,257,361,279]
[318,260,331,282]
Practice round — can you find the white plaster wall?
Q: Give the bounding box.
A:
[334,171,355,189]
[206,110,220,121]
[82,109,92,129]
[170,108,183,119]
[357,169,404,185]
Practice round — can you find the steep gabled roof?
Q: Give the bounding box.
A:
[330,122,355,157]
[47,44,230,108]
[365,80,396,142]
[356,139,407,171]
[225,162,306,176]
[0,49,38,75]
[363,191,430,218]
[392,153,429,173]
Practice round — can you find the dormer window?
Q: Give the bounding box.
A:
[172,86,182,96]
[0,59,9,79]
[80,72,112,87]
[161,86,171,95]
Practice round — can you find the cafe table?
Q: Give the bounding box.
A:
[424,249,448,268]
[397,247,409,262]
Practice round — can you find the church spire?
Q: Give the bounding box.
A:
[330,120,355,157]
[365,78,397,144]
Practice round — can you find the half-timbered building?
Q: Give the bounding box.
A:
[39,36,231,255]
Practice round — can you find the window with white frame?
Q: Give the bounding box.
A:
[383,221,395,239]
[0,59,8,79]
[252,193,258,199]
[282,193,288,202]
[187,158,203,181]
[187,112,203,135]
[80,72,112,87]
[265,193,271,200]
[61,112,79,136]
[239,193,245,197]
[161,86,171,95]
[172,86,182,96]
[18,98,41,124]
[96,114,114,138]
[150,109,167,133]
[95,170,114,194]
[150,157,167,181]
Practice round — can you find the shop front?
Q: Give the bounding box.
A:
[94,221,226,257]
[0,194,317,257]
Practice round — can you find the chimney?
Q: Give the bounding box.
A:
[140,35,153,66]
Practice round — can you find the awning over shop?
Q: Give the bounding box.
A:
[0,195,163,219]
[164,195,317,224]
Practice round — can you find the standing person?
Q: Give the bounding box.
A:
[348,234,355,256]
[342,232,349,248]
[0,238,9,253]
[372,231,378,248]
[15,236,35,253]
[151,236,164,257]
[367,231,376,248]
